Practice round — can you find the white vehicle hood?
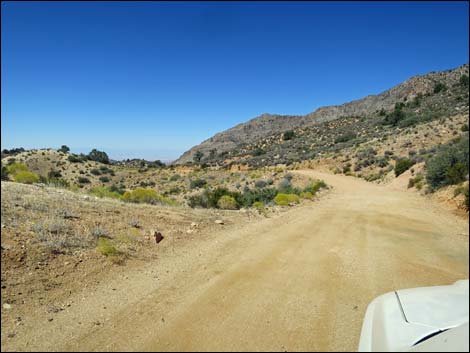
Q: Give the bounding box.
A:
[358,280,469,352]
[397,279,468,329]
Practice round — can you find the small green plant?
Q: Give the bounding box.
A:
[97,237,119,258]
[300,191,314,199]
[408,175,424,189]
[217,195,238,210]
[274,193,300,206]
[14,171,40,184]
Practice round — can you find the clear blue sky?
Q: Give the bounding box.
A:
[2,1,468,161]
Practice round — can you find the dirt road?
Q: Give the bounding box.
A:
[7,171,469,351]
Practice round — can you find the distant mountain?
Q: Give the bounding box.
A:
[174,64,469,166]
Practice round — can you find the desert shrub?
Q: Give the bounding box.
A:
[300,191,314,199]
[274,193,300,206]
[77,176,91,184]
[121,188,175,205]
[139,180,156,187]
[193,151,204,163]
[170,174,181,181]
[7,163,28,175]
[408,175,424,189]
[90,168,101,175]
[303,180,327,195]
[239,187,277,207]
[394,159,415,177]
[46,176,70,188]
[252,201,264,209]
[433,82,447,93]
[89,186,121,199]
[68,154,84,163]
[99,176,110,183]
[109,184,126,195]
[383,103,406,126]
[1,163,10,180]
[97,237,119,257]
[87,149,109,164]
[14,171,40,184]
[217,195,239,210]
[426,135,469,189]
[460,74,469,87]
[335,132,356,144]
[253,147,265,156]
[32,218,92,253]
[190,178,207,189]
[283,130,295,141]
[255,179,268,188]
[462,124,469,132]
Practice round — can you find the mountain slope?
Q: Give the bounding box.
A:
[174,64,469,165]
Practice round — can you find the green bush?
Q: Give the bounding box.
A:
[304,180,327,195]
[252,201,264,209]
[7,163,28,175]
[68,154,84,163]
[190,178,207,189]
[300,191,314,200]
[170,174,181,181]
[460,74,469,87]
[99,176,110,183]
[408,175,424,189]
[90,168,101,175]
[77,176,91,184]
[1,163,10,180]
[335,132,356,144]
[217,195,239,210]
[394,159,415,177]
[283,130,295,141]
[14,171,40,184]
[433,82,447,93]
[274,193,300,206]
[121,188,175,205]
[97,237,119,257]
[89,186,121,199]
[426,135,469,189]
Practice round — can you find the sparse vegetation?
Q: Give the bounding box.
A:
[426,135,469,189]
[394,159,415,177]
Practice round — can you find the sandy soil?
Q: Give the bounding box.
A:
[2,171,469,352]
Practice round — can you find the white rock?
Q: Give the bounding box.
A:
[215,220,224,225]
[3,303,12,310]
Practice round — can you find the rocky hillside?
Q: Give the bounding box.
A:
[175,63,469,165]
